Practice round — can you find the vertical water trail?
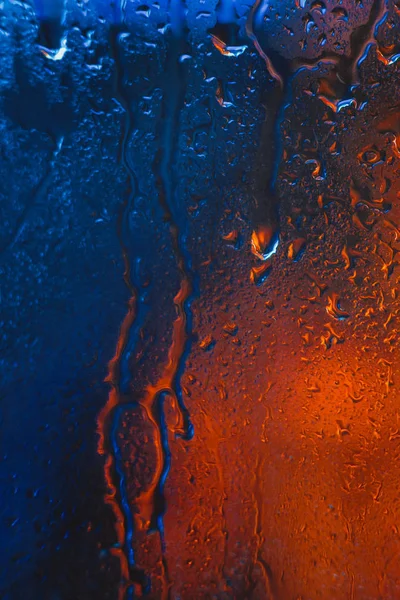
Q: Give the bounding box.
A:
[155,0,192,560]
[133,1,196,593]
[245,0,283,87]
[112,0,128,24]
[247,455,277,599]
[350,0,388,85]
[110,405,137,597]
[33,0,66,56]
[245,0,388,254]
[97,4,195,597]
[245,0,286,255]
[96,24,146,600]
[97,297,137,600]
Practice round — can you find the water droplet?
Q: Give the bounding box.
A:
[251,226,279,261]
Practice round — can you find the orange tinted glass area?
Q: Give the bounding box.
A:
[96,0,400,595]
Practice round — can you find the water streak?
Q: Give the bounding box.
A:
[96,25,144,600]
[98,8,195,598]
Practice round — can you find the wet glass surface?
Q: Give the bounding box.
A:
[1,0,400,598]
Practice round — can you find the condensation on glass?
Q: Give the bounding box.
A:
[1,0,400,599]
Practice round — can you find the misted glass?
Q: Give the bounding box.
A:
[1,0,400,599]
